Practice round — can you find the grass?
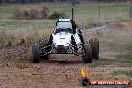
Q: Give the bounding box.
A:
[0,3,131,30]
[110,70,132,79]
[115,44,132,67]
[0,28,52,48]
[0,19,55,48]
[0,4,129,14]
[92,24,132,80]
[50,5,129,14]
[0,19,56,30]
[87,59,112,68]
[86,22,132,70]
[0,3,131,21]
[0,6,16,13]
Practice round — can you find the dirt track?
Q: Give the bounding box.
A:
[0,23,132,88]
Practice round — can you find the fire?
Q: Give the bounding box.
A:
[80,68,130,86]
[81,68,89,78]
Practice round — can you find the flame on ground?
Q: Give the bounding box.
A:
[81,68,89,78]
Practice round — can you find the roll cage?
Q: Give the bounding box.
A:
[55,19,77,34]
[54,28,73,34]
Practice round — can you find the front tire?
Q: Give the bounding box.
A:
[39,39,50,60]
[83,44,92,63]
[32,43,40,63]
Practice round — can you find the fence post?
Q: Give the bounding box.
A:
[130,6,132,22]
[72,2,75,20]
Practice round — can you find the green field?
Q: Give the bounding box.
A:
[0,19,56,31]
[0,4,130,14]
[0,3,131,48]
[0,19,56,47]
[0,3,131,31]
[50,5,129,14]
[0,3,131,21]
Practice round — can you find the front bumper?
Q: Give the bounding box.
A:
[56,45,70,53]
[40,44,82,56]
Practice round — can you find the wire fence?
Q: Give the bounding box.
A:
[59,2,132,28]
[0,1,132,28]
[0,1,132,48]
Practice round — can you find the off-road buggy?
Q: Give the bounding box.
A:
[32,19,99,63]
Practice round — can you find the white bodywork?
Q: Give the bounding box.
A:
[52,19,81,47]
[52,31,81,46]
[52,32,72,46]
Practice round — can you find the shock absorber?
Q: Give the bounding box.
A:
[71,35,78,55]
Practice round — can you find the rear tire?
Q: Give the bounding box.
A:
[89,38,99,60]
[83,44,92,63]
[32,43,40,63]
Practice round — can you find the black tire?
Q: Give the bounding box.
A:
[39,39,50,60]
[89,38,99,60]
[83,44,92,63]
[32,43,40,63]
